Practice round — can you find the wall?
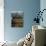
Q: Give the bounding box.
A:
[4,0,40,42]
[40,0,46,26]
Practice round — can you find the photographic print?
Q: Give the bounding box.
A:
[11,11,24,27]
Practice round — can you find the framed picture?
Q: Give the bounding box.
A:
[11,11,24,27]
